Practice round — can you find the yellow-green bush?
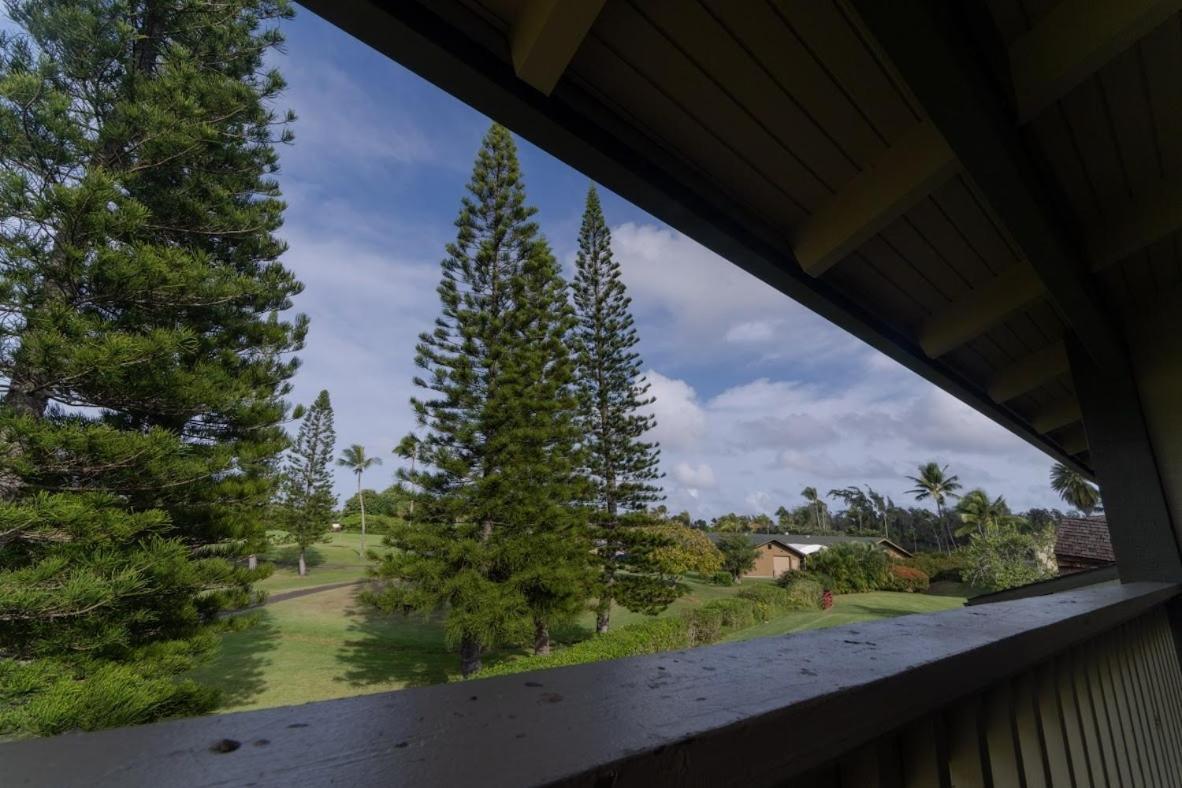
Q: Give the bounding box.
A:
[480,582,824,678]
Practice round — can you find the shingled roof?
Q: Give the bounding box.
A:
[1055,518,1114,563]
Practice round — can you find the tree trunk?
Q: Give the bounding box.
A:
[357,476,366,557]
[596,558,615,634]
[248,554,257,571]
[298,548,307,577]
[3,366,48,419]
[533,620,551,655]
[459,635,482,677]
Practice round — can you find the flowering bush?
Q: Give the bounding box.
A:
[882,563,930,592]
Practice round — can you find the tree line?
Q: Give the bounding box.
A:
[699,461,1098,553]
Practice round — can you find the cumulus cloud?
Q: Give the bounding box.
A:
[611,223,863,368]
[673,462,717,490]
[645,370,707,451]
[643,365,1060,518]
[725,320,778,344]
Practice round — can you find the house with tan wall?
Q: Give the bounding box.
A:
[710,533,912,580]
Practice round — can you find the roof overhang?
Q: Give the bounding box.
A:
[298,0,1182,480]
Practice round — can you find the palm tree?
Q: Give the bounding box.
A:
[906,462,962,554]
[953,489,1019,538]
[395,434,420,517]
[865,487,891,538]
[1050,462,1101,515]
[801,486,823,531]
[338,444,382,556]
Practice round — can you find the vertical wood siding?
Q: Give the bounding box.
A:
[789,607,1182,787]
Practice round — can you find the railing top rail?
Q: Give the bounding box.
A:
[2,581,1176,788]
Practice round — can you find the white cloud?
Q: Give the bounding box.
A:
[643,363,1061,518]
[644,370,707,451]
[280,60,437,176]
[725,320,778,344]
[611,224,863,368]
[673,462,717,490]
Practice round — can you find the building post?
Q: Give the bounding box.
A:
[1068,338,1182,583]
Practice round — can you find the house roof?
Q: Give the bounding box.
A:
[708,533,912,558]
[1055,517,1115,563]
[707,533,806,556]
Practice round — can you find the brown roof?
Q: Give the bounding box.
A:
[1055,518,1114,563]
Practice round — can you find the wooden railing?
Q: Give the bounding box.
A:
[2,582,1179,787]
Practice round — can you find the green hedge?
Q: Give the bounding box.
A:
[480,580,824,678]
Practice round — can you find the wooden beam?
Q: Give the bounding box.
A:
[510,0,605,95]
[919,265,1045,358]
[1032,397,1082,434]
[850,0,1124,370]
[794,121,959,277]
[988,342,1070,402]
[1009,0,1182,123]
[1058,424,1089,456]
[1087,178,1182,271]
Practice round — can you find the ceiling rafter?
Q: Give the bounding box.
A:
[1008,0,1182,123]
[1086,178,1182,271]
[793,121,958,277]
[510,0,606,95]
[987,341,1069,403]
[848,0,1124,371]
[1031,397,1083,434]
[919,265,1044,358]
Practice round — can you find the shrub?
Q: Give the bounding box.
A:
[479,584,824,678]
[708,571,734,586]
[883,564,930,592]
[775,576,825,610]
[683,606,726,645]
[804,543,889,593]
[479,618,690,677]
[905,552,966,582]
[710,598,753,627]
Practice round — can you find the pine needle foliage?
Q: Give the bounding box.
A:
[279,390,337,574]
[366,125,591,674]
[570,186,666,633]
[0,0,304,734]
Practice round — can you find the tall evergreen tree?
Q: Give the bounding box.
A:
[570,186,665,634]
[0,0,305,735]
[280,390,337,576]
[366,125,590,675]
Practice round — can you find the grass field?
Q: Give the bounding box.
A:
[254,531,381,594]
[190,536,967,713]
[722,591,965,642]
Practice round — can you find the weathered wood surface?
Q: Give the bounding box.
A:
[1,582,1175,787]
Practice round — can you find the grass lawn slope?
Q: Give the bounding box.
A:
[190,547,967,714]
[722,591,965,642]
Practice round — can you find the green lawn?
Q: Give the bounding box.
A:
[255,531,382,594]
[191,566,965,714]
[722,591,965,642]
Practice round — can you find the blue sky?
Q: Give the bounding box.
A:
[266,10,1062,517]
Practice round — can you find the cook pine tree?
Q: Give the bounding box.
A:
[0,0,305,735]
[570,187,665,634]
[366,125,590,675]
[280,390,338,576]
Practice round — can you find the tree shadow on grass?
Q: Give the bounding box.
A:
[334,595,457,690]
[190,612,281,709]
